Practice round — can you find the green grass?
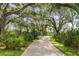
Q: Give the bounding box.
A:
[0,50,23,56]
[50,37,79,56]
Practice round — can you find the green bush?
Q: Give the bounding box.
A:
[54,29,79,49]
[23,30,40,41]
[53,32,66,43]
[64,30,79,47]
[16,36,26,47]
[1,31,26,50]
[0,29,43,50]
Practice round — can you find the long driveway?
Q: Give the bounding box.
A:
[22,36,64,56]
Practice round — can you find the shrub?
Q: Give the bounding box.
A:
[1,31,26,50]
[23,30,40,41]
[64,30,79,47]
[53,32,66,43]
[54,29,79,49]
[16,36,26,48]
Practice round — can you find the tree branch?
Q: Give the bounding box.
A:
[2,3,34,17]
[58,4,79,14]
[3,3,9,14]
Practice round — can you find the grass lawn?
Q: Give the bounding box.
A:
[0,50,23,56]
[50,37,79,56]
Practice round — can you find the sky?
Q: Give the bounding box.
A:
[9,3,16,8]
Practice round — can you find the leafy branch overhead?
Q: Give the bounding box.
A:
[0,3,79,35]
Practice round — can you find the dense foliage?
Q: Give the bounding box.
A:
[53,29,79,51]
[0,3,79,54]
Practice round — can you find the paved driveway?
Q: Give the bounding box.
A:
[22,36,64,56]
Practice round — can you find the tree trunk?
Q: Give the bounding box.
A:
[0,18,6,36]
[0,26,5,36]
